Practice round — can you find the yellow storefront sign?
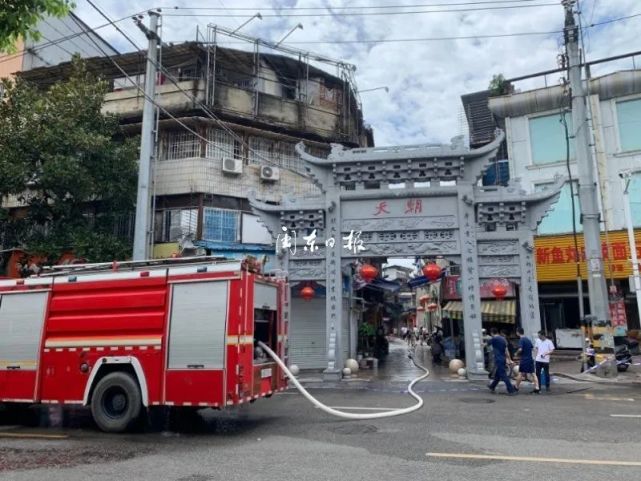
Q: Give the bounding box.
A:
[535,230,641,282]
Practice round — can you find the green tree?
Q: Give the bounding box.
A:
[488,73,513,96]
[0,1,74,53]
[0,57,138,263]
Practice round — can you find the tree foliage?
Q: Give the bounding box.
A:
[0,57,138,263]
[488,73,513,97]
[0,0,74,53]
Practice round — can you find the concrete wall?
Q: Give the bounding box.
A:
[154,157,319,202]
[103,80,206,117]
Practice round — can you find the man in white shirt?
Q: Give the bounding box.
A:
[534,330,555,392]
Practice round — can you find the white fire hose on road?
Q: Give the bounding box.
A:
[257,341,430,420]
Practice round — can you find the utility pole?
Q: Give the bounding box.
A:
[562,2,612,343]
[621,170,641,327]
[133,12,160,261]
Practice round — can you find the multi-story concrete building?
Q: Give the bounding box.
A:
[464,67,641,344]
[18,34,373,264]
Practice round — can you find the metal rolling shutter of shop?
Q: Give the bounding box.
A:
[289,298,350,370]
[290,298,326,369]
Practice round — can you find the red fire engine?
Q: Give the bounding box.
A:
[0,257,288,432]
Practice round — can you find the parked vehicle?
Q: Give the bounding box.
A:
[0,257,288,432]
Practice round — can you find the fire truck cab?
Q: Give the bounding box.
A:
[0,257,288,432]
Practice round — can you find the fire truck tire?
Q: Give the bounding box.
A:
[91,372,142,433]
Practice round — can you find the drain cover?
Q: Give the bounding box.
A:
[459,398,495,404]
[332,424,378,435]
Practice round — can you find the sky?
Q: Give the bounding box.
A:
[71,0,640,146]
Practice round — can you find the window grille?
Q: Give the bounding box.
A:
[163,131,200,160]
[206,128,240,160]
[203,208,239,243]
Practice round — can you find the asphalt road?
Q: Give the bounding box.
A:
[1,377,641,481]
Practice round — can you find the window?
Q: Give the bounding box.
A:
[529,113,574,165]
[616,98,641,152]
[163,131,200,160]
[535,182,582,235]
[206,128,241,160]
[154,209,198,243]
[203,208,239,242]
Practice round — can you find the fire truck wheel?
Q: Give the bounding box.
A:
[91,372,142,433]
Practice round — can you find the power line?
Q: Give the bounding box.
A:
[205,10,641,46]
[168,0,552,11]
[0,12,140,65]
[163,3,560,18]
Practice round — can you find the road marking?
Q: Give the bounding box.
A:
[0,432,68,440]
[584,393,635,402]
[610,414,641,418]
[426,452,641,467]
[322,406,399,411]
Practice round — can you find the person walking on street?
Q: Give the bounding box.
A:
[534,330,555,392]
[487,327,517,395]
[514,328,539,393]
[400,325,408,343]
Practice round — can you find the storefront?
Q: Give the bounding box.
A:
[534,230,641,342]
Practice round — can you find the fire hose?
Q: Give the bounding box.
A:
[257,341,430,420]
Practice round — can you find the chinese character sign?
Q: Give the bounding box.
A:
[534,231,641,282]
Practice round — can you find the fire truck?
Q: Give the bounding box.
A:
[0,257,288,432]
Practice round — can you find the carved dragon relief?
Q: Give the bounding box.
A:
[346,241,459,257]
[479,265,522,278]
[477,241,519,255]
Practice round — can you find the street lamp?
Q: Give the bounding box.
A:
[356,86,389,94]
[619,169,641,325]
[275,23,303,47]
[231,12,263,35]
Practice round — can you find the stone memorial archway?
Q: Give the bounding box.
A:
[251,131,562,379]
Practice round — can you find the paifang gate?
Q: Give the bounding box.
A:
[250,131,562,380]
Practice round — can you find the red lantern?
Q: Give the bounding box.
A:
[427,302,438,312]
[360,263,378,283]
[491,280,508,300]
[300,285,315,301]
[422,263,441,281]
[419,295,430,307]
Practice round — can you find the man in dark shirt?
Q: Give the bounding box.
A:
[487,327,517,395]
[514,327,539,393]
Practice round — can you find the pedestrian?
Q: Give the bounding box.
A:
[487,327,517,395]
[431,329,444,364]
[534,330,555,392]
[419,326,425,346]
[412,325,419,347]
[400,325,408,342]
[514,327,539,394]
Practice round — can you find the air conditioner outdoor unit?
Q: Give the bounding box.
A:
[260,165,280,182]
[222,157,243,175]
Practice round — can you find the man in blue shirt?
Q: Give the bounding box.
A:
[514,327,539,393]
[487,327,517,395]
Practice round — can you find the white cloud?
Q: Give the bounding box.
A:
[75,0,640,146]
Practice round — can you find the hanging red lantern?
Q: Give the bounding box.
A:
[422,263,441,281]
[427,302,439,312]
[300,285,315,301]
[360,263,378,283]
[491,280,508,300]
[419,294,430,306]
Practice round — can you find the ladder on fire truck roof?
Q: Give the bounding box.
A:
[38,256,247,277]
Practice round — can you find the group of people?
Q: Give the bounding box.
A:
[487,328,555,395]
[400,325,431,347]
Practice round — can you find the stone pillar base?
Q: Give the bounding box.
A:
[467,369,489,381]
[323,368,342,382]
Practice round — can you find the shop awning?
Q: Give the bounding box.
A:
[442,300,516,324]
